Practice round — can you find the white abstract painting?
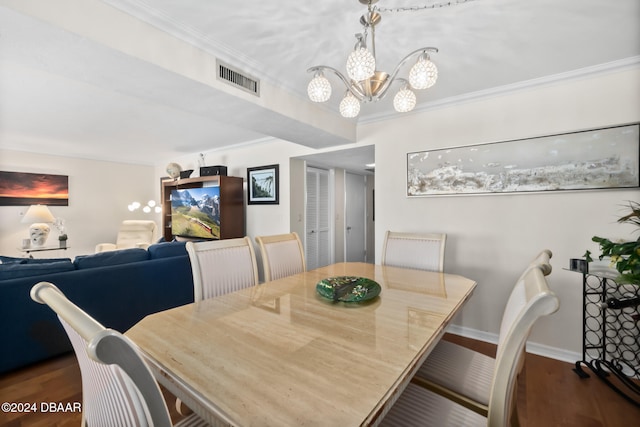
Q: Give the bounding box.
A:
[407,124,639,196]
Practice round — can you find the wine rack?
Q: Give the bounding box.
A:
[572,265,640,406]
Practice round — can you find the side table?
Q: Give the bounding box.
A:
[18,245,70,259]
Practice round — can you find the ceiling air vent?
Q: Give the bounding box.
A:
[217,60,260,97]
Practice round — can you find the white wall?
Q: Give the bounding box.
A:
[363,66,640,359]
[0,150,159,258]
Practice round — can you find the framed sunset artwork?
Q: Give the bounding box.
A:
[0,171,69,206]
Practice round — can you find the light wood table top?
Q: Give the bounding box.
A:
[126,262,476,426]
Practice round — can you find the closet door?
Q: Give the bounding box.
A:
[305,167,331,270]
[345,172,366,262]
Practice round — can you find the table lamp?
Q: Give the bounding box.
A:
[21,205,55,247]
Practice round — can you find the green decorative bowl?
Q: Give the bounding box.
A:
[316,276,381,303]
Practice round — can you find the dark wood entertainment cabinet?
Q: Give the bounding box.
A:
[161,175,245,242]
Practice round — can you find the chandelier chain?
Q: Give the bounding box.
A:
[375,0,478,13]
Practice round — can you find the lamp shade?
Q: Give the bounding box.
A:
[21,205,55,224]
[409,55,438,90]
[339,92,361,118]
[393,87,417,113]
[346,47,375,81]
[307,73,332,103]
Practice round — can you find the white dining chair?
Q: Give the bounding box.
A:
[186,237,259,302]
[255,232,306,282]
[380,264,560,427]
[30,282,208,427]
[381,231,446,272]
[409,250,553,420]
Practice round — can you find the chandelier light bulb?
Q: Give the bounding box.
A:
[346,47,376,81]
[393,87,417,113]
[339,92,361,118]
[307,73,332,102]
[409,55,438,90]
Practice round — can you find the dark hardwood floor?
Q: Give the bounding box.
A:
[1,334,638,426]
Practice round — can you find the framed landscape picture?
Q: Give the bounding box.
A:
[247,164,279,205]
[407,123,639,196]
[0,171,69,206]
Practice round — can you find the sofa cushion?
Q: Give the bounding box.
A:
[25,257,72,264]
[0,256,72,265]
[0,261,75,280]
[74,248,149,270]
[148,241,187,259]
[0,255,27,264]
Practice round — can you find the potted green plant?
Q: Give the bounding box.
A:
[588,201,640,285]
[54,218,67,248]
[586,201,640,309]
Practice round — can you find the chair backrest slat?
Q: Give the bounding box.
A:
[255,232,306,282]
[381,231,446,272]
[186,237,259,301]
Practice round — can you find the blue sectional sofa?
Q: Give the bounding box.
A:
[0,241,194,374]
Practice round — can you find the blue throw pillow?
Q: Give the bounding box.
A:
[74,248,149,270]
[0,261,75,280]
[147,241,187,259]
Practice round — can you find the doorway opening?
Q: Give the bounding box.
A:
[290,145,375,267]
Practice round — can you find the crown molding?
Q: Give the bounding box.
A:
[360,56,640,124]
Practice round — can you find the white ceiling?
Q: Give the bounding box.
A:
[0,0,638,168]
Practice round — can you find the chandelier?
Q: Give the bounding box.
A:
[307,0,439,118]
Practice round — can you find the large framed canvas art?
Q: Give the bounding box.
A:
[407,123,639,196]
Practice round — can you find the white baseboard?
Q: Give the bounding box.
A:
[446,324,580,364]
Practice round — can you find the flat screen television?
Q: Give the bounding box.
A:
[171,186,221,239]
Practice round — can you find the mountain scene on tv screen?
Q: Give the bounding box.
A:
[171,187,221,239]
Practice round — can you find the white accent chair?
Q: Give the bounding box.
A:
[186,237,259,302]
[380,264,560,427]
[381,231,446,272]
[255,232,306,282]
[30,282,208,427]
[95,220,157,253]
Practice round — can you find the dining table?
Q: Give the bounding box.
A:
[125,262,477,427]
